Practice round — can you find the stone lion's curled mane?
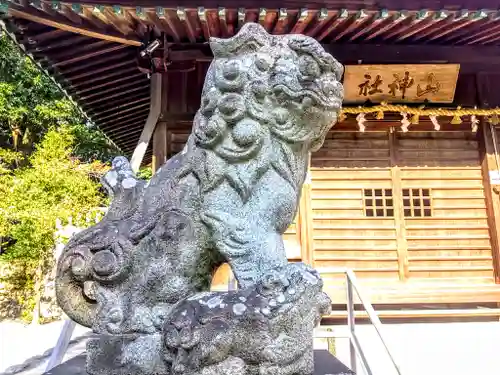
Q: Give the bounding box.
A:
[179,23,342,202]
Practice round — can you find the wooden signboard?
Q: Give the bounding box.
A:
[343,64,460,104]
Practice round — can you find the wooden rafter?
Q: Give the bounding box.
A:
[7,3,142,46]
[5,1,500,167]
[71,68,141,89]
[67,60,135,81]
[95,102,150,122]
[78,77,145,98]
[102,111,150,130]
[317,9,350,41]
[52,40,127,66]
[60,51,135,75]
[84,85,148,105]
[90,94,149,114]
[92,97,150,117]
[113,128,144,143]
[6,3,500,49]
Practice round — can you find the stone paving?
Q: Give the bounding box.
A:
[0,320,90,375]
[1,320,499,375]
[324,322,500,375]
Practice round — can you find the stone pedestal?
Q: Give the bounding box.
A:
[44,351,355,375]
[86,334,167,375]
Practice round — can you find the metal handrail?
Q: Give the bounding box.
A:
[346,269,402,375]
[316,268,402,375]
[45,319,77,372]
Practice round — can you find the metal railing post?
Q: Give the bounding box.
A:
[346,273,357,374]
[346,270,402,375]
[316,268,401,375]
[45,319,77,372]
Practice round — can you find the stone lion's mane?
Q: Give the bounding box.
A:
[180,23,342,202]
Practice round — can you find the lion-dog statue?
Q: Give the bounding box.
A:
[55,22,344,375]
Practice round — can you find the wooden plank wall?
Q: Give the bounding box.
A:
[163,125,499,299]
[310,132,399,286]
[397,132,493,282]
[310,130,496,290]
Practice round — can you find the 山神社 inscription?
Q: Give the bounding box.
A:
[344,64,460,103]
[55,23,346,375]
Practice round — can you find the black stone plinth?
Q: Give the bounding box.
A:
[44,350,355,375]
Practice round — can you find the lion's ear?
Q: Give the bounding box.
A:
[210,23,271,58]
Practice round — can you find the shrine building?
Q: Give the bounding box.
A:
[3,0,500,320]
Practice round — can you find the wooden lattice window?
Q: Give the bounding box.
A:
[363,189,394,217]
[403,188,432,217]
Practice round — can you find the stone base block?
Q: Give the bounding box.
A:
[85,333,167,375]
[44,350,354,375]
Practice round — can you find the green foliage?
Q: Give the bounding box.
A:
[0,127,107,284]
[0,33,61,147]
[0,127,110,320]
[1,127,105,258]
[71,122,121,163]
[0,33,120,162]
[0,33,121,320]
[0,147,20,175]
[137,166,153,180]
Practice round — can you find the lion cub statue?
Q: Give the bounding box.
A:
[163,263,332,375]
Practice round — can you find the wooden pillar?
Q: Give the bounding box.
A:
[299,153,314,266]
[152,122,168,172]
[389,128,409,282]
[477,72,500,283]
[130,73,162,173]
[479,122,500,283]
[152,72,170,174]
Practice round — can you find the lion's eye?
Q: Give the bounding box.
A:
[299,55,321,78]
[222,60,240,80]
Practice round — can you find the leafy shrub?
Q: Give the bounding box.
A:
[0,33,121,321]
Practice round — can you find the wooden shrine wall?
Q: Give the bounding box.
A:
[161,124,500,301]
[310,130,496,292]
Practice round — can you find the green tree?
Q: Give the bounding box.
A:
[0,33,119,162]
[1,127,106,260]
[0,33,121,321]
[0,33,61,152]
[0,126,111,321]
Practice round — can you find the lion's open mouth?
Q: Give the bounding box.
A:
[272,84,341,110]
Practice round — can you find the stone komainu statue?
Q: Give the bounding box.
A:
[55,23,344,375]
